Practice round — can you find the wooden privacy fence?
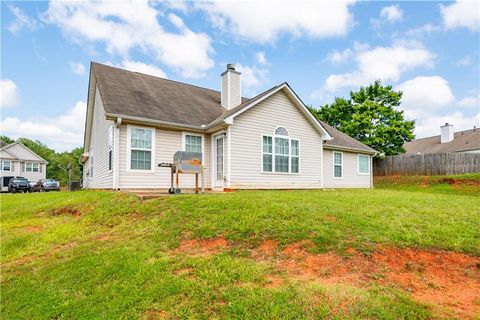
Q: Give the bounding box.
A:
[373,153,480,176]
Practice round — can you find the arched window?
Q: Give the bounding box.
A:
[262,127,299,173]
[274,127,289,136]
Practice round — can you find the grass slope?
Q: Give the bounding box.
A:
[1,178,479,319]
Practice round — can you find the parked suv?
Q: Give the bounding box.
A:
[8,178,30,193]
[32,179,60,192]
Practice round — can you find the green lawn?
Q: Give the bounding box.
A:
[1,178,479,319]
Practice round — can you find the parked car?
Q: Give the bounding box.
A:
[8,177,30,193]
[32,179,60,192]
[28,180,38,191]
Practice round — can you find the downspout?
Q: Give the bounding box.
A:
[320,140,324,188]
[226,126,232,189]
[113,117,122,190]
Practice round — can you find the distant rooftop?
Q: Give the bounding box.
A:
[404,127,480,154]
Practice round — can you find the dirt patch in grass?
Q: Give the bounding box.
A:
[50,206,81,217]
[264,275,284,288]
[97,234,112,241]
[10,242,77,267]
[175,236,228,257]
[441,177,480,186]
[23,225,43,233]
[143,309,167,319]
[256,240,480,319]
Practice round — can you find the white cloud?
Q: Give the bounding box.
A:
[1,79,19,107]
[457,95,479,108]
[256,52,267,65]
[414,112,480,138]
[196,0,356,43]
[42,0,214,78]
[324,48,353,64]
[69,62,86,75]
[440,0,480,31]
[0,101,86,152]
[380,5,404,23]
[321,41,434,92]
[7,5,38,34]
[455,55,472,66]
[119,60,167,78]
[405,23,441,37]
[235,64,268,96]
[396,76,455,119]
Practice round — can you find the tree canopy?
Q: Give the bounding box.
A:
[310,80,415,156]
[0,136,83,185]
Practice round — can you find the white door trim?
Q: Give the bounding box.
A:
[214,134,225,188]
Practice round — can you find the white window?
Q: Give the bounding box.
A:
[262,127,300,173]
[333,152,343,178]
[183,133,203,153]
[26,162,40,172]
[128,126,154,171]
[262,136,273,172]
[1,160,11,171]
[358,154,370,174]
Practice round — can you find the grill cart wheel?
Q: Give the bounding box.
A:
[168,188,175,194]
[174,188,181,194]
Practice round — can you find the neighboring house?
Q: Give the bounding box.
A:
[81,62,376,190]
[0,141,48,191]
[404,123,480,154]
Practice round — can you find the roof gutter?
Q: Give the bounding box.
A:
[104,113,207,132]
[323,144,377,155]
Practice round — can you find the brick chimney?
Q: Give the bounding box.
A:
[221,64,241,110]
[440,123,454,143]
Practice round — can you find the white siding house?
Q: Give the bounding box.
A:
[0,142,47,191]
[81,62,376,190]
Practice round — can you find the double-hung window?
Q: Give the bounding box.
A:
[1,160,11,171]
[333,152,343,178]
[129,127,154,171]
[26,162,40,172]
[262,127,300,173]
[262,136,273,172]
[184,134,203,153]
[358,154,370,174]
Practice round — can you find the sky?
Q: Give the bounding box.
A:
[1,0,479,152]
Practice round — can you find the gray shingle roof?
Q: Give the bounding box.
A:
[318,120,376,154]
[92,62,246,127]
[404,128,480,153]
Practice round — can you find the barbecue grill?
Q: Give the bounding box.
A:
[159,151,204,194]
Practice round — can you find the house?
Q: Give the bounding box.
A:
[0,141,48,191]
[404,123,480,154]
[81,62,376,190]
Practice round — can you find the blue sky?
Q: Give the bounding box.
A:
[1,0,479,151]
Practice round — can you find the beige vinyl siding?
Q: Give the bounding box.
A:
[5,144,44,162]
[229,90,323,189]
[323,149,372,188]
[0,150,16,159]
[118,126,211,189]
[86,87,114,189]
[20,162,45,181]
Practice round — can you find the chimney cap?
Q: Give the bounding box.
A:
[227,63,235,70]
